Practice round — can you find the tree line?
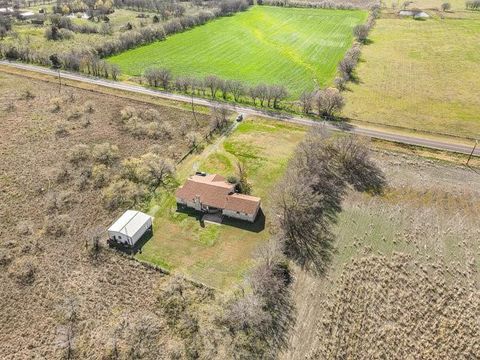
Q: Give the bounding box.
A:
[259,0,376,10]
[273,128,386,274]
[144,67,290,109]
[0,0,250,77]
[466,0,480,9]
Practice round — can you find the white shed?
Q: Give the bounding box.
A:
[107,210,153,246]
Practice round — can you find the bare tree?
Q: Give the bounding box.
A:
[353,24,369,43]
[227,80,245,102]
[236,161,252,195]
[204,75,221,99]
[315,88,345,118]
[299,90,314,114]
[186,131,201,148]
[210,105,229,133]
[270,85,289,108]
[158,68,172,90]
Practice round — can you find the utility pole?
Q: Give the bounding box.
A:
[49,54,62,94]
[191,92,198,126]
[466,140,478,166]
[57,68,62,94]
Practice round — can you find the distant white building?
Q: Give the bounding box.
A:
[399,10,430,19]
[107,210,153,247]
[18,11,36,19]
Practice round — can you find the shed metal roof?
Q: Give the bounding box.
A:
[108,210,152,237]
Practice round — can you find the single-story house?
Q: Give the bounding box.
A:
[107,210,153,247]
[175,173,261,223]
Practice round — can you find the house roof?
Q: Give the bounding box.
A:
[108,210,152,237]
[175,174,260,215]
[225,193,261,214]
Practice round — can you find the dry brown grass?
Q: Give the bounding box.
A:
[0,71,216,359]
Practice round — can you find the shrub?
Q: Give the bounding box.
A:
[59,28,75,40]
[20,89,35,100]
[102,179,148,210]
[353,24,369,43]
[91,164,110,188]
[8,257,37,285]
[43,214,72,238]
[92,143,119,165]
[120,106,137,122]
[142,108,161,122]
[441,2,451,10]
[84,101,95,114]
[66,108,82,120]
[55,122,70,138]
[0,249,12,267]
[50,97,63,112]
[45,191,75,213]
[122,153,175,187]
[186,132,201,148]
[68,144,90,165]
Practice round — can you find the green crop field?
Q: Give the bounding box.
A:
[344,12,480,138]
[109,6,367,96]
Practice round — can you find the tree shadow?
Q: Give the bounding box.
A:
[222,209,266,233]
[344,161,387,195]
[330,118,354,131]
[176,204,266,233]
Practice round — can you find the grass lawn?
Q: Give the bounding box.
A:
[136,118,306,289]
[108,6,367,96]
[344,12,480,138]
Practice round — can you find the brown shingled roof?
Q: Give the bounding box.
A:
[225,193,261,215]
[175,174,260,215]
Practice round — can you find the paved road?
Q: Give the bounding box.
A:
[1,60,478,157]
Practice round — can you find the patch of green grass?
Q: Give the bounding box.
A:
[108,6,367,96]
[344,13,480,138]
[198,225,220,246]
[136,118,306,288]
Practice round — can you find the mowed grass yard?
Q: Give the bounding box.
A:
[344,12,480,138]
[109,6,367,96]
[136,119,306,289]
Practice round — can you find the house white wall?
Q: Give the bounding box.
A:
[108,216,152,246]
[130,217,152,244]
[223,207,259,223]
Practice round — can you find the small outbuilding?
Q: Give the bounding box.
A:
[107,210,153,247]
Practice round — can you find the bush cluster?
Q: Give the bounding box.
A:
[260,0,376,10]
[117,106,175,139]
[466,0,480,9]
